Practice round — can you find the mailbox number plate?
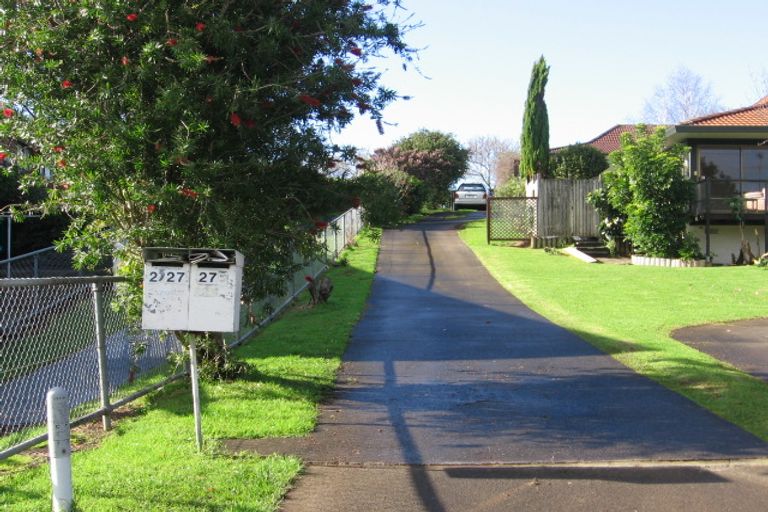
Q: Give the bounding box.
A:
[197,271,220,284]
[148,270,186,283]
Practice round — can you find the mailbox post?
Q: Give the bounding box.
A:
[141,248,244,452]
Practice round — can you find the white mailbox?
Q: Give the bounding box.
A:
[141,248,244,332]
[141,248,191,331]
[188,249,244,332]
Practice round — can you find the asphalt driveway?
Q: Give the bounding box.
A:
[229,214,768,464]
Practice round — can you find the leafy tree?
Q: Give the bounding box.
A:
[550,144,608,179]
[589,126,699,259]
[0,1,415,377]
[391,129,469,205]
[642,66,723,124]
[520,56,550,180]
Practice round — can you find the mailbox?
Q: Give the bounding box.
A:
[141,248,244,332]
[141,248,191,331]
[188,249,244,332]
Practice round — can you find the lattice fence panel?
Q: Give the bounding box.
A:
[487,197,538,241]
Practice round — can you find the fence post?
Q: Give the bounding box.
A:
[486,198,491,244]
[342,213,347,247]
[188,337,204,452]
[47,387,73,512]
[91,283,112,431]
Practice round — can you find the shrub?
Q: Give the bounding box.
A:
[354,169,424,227]
[494,176,527,197]
[589,125,696,258]
[550,144,608,179]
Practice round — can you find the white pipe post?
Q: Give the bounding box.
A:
[188,337,203,452]
[46,387,73,512]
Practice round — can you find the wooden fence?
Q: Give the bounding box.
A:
[526,176,602,238]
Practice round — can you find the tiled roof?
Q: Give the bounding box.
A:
[583,124,659,154]
[680,96,768,126]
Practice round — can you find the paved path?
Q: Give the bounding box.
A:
[226,214,768,509]
[673,318,768,381]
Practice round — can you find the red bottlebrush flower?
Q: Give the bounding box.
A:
[166,38,178,47]
[126,13,138,22]
[314,220,328,229]
[230,112,242,127]
[61,80,73,89]
[53,145,64,153]
[121,56,130,66]
[350,46,363,57]
[326,159,337,169]
[0,152,7,161]
[304,275,314,283]
[195,22,206,32]
[351,78,363,86]
[299,94,322,107]
[57,182,70,190]
[204,55,221,64]
[2,108,13,118]
[56,159,66,168]
[180,187,198,199]
[334,58,345,66]
[147,204,157,214]
[244,119,256,129]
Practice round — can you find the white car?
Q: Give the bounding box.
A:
[453,183,489,210]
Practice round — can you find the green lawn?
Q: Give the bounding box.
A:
[0,228,380,511]
[459,220,768,439]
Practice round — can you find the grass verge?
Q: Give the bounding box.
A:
[459,220,768,439]
[0,228,381,511]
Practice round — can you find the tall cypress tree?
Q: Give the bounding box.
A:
[520,56,550,180]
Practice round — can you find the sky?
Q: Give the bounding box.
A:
[331,0,768,152]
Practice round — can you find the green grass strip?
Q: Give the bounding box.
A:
[0,228,380,511]
[459,220,768,440]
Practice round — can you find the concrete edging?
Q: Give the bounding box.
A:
[631,255,707,267]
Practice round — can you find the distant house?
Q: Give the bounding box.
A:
[667,96,768,263]
[552,124,661,155]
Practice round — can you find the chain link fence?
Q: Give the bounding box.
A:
[0,207,364,460]
[0,246,109,279]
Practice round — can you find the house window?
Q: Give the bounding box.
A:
[699,147,740,197]
[698,146,768,195]
[742,148,768,194]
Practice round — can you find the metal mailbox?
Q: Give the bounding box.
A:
[141,248,244,332]
[141,248,191,331]
[188,249,244,332]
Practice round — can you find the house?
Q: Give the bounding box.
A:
[552,124,660,155]
[666,96,768,264]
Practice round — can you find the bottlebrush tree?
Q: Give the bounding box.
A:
[0,1,415,309]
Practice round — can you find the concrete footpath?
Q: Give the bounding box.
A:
[227,214,768,511]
